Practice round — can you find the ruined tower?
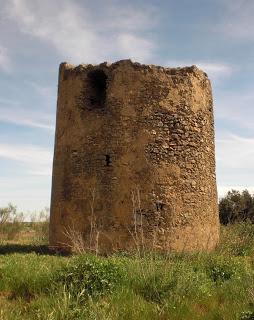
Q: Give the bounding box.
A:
[50,60,219,252]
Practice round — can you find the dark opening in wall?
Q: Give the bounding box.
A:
[105,154,111,166]
[155,201,165,211]
[87,69,107,109]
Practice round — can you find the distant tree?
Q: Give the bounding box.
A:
[0,204,24,240]
[219,190,254,225]
[0,203,17,225]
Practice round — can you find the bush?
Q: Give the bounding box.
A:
[203,255,250,285]
[219,190,254,225]
[58,255,125,300]
[208,261,234,282]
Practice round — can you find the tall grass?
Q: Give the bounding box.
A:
[0,203,24,241]
[1,222,254,319]
[30,208,49,244]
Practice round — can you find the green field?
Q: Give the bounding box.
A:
[1,222,254,320]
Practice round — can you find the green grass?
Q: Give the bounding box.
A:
[1,223,254,319]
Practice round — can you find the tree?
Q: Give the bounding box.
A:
[219,190,254,225]
[0,203,17,225]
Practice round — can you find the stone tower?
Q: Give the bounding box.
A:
[49,60,219,252]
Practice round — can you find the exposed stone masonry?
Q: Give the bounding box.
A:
[49,59,219,252]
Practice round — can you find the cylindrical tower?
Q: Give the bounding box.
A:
[50,59,219,252]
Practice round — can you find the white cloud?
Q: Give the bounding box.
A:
[0,45,11,71]
[0,102,54,131]
[196,62,232,78]
[0,177,51,214]
[117,33,155,62]
[5,0,156,64]
[0,143,52,176]
[104,5,157,32]
[0,112,54,130]
[219,0,254,40]
[6,0,96,62]
[215,132,254,190]
[217,185,254,198]
[25,81,55,101]
[215,131,254,198]
[0,78,55,131]
[0,143,52,165]
[216,133,254,170]
[215,89,254,130]
[166,60,232,83]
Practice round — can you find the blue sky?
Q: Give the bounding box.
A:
[0,0,254,214]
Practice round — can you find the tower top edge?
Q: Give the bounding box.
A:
[59,60,209,79]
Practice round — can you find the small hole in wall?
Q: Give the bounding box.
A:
[156,201,165,211]
[87,69,107,109]
[105,154,111,166]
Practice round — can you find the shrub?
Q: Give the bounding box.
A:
[219,190,254,225]
[58,255,125,300]
[208,263,234,282]
[204,256,248,284]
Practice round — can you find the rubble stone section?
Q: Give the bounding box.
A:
[49,59,219,252]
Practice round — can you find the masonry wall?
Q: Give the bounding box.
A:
[49,60,219,252]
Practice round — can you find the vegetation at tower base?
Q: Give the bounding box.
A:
[1,222,254,319]
[50,59,219,252]
[1,199,254,319]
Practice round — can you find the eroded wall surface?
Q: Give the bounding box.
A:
[50,60,219,252]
